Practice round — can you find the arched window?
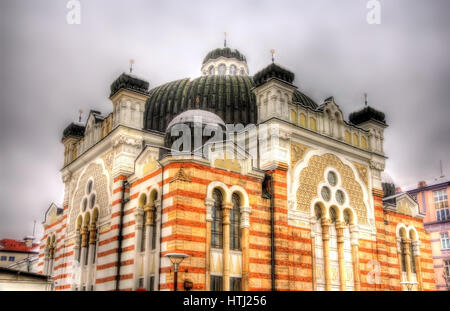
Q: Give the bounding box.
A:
[230,193,241,250]
[230,65,237,76]
[139,194,147,252]
[211,189,223,248]
[409,231,416,274]
[218,64,226,76]
[399,229,407,273]
[209,66,215,75]
[240,68,245,75]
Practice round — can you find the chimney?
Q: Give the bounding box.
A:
[418,181,427,188]
[395,186,402,193]
[23,236,34,248]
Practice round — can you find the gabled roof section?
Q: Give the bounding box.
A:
[0,239,39,254]
[43,203,63,225]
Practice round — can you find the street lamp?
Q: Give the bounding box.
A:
[165,253,188,291]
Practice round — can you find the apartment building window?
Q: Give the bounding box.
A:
[434,189,449,221]
[210,276,223,291]
[445,260,450,279]
[230,277,242,291]
[441,233,450,249]
[9,256,15,261]
[149,276,155,291]
[0,256,6,261]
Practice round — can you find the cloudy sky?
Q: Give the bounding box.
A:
[0,0,449,240]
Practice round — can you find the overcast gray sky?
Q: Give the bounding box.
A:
[1,0,449,240]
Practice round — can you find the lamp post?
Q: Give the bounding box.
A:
[165,253,188,291]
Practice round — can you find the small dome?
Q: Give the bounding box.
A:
[203,47,247,64]
[253,63,295,87]
[164,110,226,152]
[62,122,85,141]
[349,106,386,125]
[166,109,226,131]
[110,72,150,98]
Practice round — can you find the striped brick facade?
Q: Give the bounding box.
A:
[39,152,436,291]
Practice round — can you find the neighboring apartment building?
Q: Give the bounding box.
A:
[406,177,450,290]
[0,267,52,291]
[0,237,39,270]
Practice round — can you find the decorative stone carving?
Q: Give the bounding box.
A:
[350,225,360,246]
[205,198,215,222]
[288,199,296,210]
[290,142,310,168]
[412,240,421,256]
[396,237,402,253]
[68,161,111,233]
[296,153,368,225]
[154,200,162,222]
[62,172,72,184]
[134,208,144,228]
[170,167,192,183]
[113,134,142,149]
[352,161,369,188]
[88,224,97,245]
[239,206,252,229]
[369,160,385,171]
[144,204,156,226]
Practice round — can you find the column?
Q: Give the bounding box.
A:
[310,217,317,291]
[403,239,412,283]
[79,226,88,288]
[205,198,214,291]
[240,206,251,291]
[396,237,405,290]
[350,225,361,291]
[222,202,232,291]
[153,200,162,291]
[144,204,155,290]
[412,241,423,291]
[74,230,81,264]
[133,208,144,290]
[321,218,331,291]
[336,222,347,291]
[48,246,54,276]
[87,223,97,290]
[43,247,49,276]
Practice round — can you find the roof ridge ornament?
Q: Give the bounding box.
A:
[224,32,227,48]
[364,92,368,106]
[270,49,275,63]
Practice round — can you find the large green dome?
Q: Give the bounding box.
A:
[144,75,317,132]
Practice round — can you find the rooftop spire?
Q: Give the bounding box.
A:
[224,32,227,47]
[129,58,135,73]
[270,49,275,63]
[78,109,83,122]
[364,92,368,106]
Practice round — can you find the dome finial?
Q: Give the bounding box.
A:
[224,32,227,47]
[78,109,83,122]
[364,92,368,106]
[129,58,135,73]
[270,49,275,63]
